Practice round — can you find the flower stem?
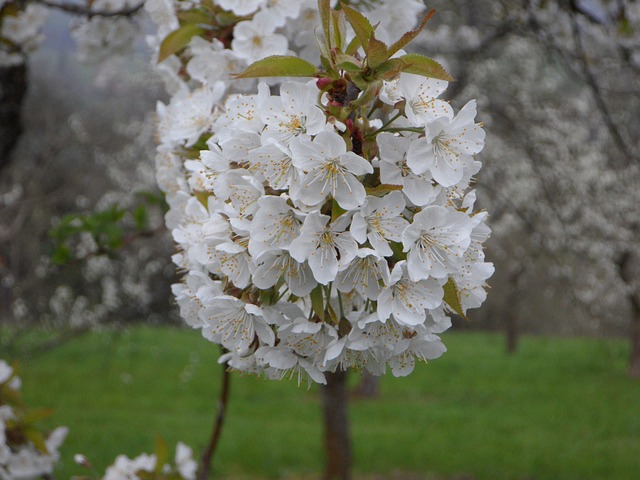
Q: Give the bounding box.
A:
[197,351,231,480]
[365,112,402,138]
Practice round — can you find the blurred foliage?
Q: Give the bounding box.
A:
[48,191,167,265]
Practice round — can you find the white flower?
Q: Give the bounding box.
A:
[389,333,446,376]
[0,361,12,385]
[165,84,226,146]
[260,81,327,146]
[252,249,316,296]
[263,0,303,25]
[144,0,178,37]
[201,296,275,352]
[377,133,441,206]
[454,261,495,312]
[212,236,253,289]
[367,0,425,43]
[175,442,197,480]
[248,196,303,256]
[214,169,264,218]
[187,38,235,87]
[290,131,373,210]
[377,262,444,326]
[214,84,270,140]
[401,205,475,281]
[217,0,265,16]
[104,453,156,480]
[248,140,299,190]
[232,11,289,63]
[289,212,358,285]
[185,144,230,193]
[335,249,390,300]
[407,100,485,187]
[350,192,408,256]
[383,73,452,126]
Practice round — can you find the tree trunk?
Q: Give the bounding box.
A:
[505,266,524,354]
[505,308,519,354]
[628,294,640,378]
[0,63,27,168]
[353,370,379,398]
[616,251,640,378]
[320,370,352,480]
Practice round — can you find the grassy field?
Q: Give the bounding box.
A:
[9,327,640,480]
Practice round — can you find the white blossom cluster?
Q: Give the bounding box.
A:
[0,2,48,66]
[150,1,493,384]
[92,442,196,480]
[0,360,68,480]
[146,0,426,92]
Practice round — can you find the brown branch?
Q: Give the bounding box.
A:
[34,0,144,17]
[568,6,638,166]
[197,353,231,480]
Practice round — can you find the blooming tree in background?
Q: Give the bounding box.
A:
[415,0,640,373]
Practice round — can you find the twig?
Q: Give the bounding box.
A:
[34,0,144,18]
[568,6,637,166]
[197,353,231,480]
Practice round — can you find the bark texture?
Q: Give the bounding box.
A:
[617,251,640,378]
[320,370,352,480]
[505,266,524,354]
[0,64,27,168]
[353,371,379,398]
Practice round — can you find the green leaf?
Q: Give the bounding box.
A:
[155,434,169,474]
[158,24,205,63]
[23,407,54,425]
[134,471,154,480]
[348,72,368,91]
[1,383,23,405]
[234,56,317,79]
[397,54,454,82]
[320,55,333,75]
[52,245,73,265]
[331,198,347,222]
[388,8,436,57]
[374,58,404,80]
[194,190,211,208]
[388,241,406,262]
[318,0,332,48]
[366,34,389,69]
[364,184,403,196]
[443,278,468,320]
[341,2,374,50]
[132,205,149,231]
[214,10,239,27]
[24,427,49,454]
[335,53,362,72]
[176,9,212,25]
[344,32,362,56]
[327,301,339,325]
[331,9,347,50]
[310,285,325,322]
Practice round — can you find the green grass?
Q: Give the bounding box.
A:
[11,327,640,480]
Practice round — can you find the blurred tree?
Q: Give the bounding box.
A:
[423,0,640,373]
